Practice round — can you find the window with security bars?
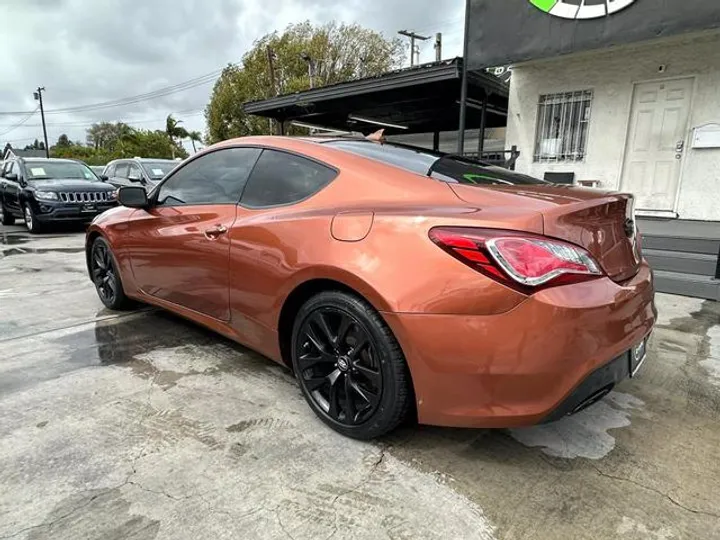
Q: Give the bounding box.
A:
[533,90,593,162]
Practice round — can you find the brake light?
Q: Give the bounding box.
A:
[429,227,603,292]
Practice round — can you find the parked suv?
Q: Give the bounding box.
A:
[0,157,117,233]
[102,158,179,190]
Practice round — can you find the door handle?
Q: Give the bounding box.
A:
[676,140,685,152]
[204,224,227,239]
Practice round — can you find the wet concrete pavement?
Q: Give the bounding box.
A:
[1,229,719,540]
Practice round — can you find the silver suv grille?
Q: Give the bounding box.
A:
[58,192,110,203]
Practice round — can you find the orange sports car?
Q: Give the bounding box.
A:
[87,136,656,439]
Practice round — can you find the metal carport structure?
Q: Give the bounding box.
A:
[242,58,508,155]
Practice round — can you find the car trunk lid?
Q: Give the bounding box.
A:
[448,184,642,282]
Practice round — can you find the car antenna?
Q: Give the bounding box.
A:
[365,129,385,143]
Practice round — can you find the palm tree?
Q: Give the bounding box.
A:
[188,131,203,153]
[165,115,189,158]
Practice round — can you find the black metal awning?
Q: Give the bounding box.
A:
[242,58,508,136]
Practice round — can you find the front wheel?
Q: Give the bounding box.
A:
[90,237,134,310]
[23,204,43,233]
[291,291,413,439]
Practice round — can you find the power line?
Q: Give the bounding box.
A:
[0,67,230,116]
[0,108,205,128]
[0,107,39,138]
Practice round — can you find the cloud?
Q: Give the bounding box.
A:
[0,0,464,150]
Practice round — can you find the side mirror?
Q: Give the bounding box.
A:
[100,174,109,181]
[4,172,17,181]
[118,186,149,208]
[128,173,143,183]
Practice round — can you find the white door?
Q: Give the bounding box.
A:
[621,78,694,212]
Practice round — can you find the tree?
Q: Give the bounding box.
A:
[205,21,404,143]
[86,122,132,151]
[56,134,71,147]
[165,115,190,157]
[187,130,203,153]
[24,139,45,150]
[51,123,187,165]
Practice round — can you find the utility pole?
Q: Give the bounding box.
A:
[33,87,49,158]
[398,30,430,67]
[266,46,278,134]
[457,0,471,154]
[300,52,316,89]
[434,33,442,62]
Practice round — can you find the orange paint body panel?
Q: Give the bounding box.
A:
[87,136,656,429]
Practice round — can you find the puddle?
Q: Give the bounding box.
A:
[700,325,720,388]
[56,310,275,386]
[508,391,644,459]
[1,247,85,257]
[0,232,30,245]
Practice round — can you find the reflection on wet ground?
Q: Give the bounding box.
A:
[0,232,29,245]
[1,246,85,257]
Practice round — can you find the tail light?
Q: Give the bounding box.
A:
[429,227,603,292]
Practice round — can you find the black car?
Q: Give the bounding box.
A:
[101,158,179,190]
[0,157,117,233]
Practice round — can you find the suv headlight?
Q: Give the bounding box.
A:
[35,191,59,201]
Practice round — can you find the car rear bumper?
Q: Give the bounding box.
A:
[382,261,656,428]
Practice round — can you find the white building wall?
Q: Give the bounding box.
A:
[506,31,720,221]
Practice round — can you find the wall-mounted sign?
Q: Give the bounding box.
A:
[529,0,636,20]
[467,0,720,70]
[692,123,720,149]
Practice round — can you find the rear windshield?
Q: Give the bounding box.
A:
[324,140,547,186]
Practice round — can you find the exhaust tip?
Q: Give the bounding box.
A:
[571,384,614,415]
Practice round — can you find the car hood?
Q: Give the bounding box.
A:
[29,179,114,191]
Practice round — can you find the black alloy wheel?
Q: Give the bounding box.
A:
[90,237,133,310]
[292,291,412,439]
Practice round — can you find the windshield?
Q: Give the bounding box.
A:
[324,140,548,186]
[141,161,177,181]
[24,161,98,181]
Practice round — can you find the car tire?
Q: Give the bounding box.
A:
[90,236,134,310]
[1,203,15,225]
[291,290,413,439]
[23,204,43,234]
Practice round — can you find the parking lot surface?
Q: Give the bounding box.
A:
[1,227,719,540]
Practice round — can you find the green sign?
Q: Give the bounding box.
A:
[529,0,637,20]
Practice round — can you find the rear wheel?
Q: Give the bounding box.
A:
[1,203,15,225]
[291,291,412,439]
[23,204,43,234]
[90,237,134,310]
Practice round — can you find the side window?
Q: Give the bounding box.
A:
[157,147,262,206]
[6,161,17,180]
[127,163,142,180]
[240,150,337,208]
[104,164,115,177]
[114,163,128,178]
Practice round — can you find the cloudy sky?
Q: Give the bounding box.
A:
[0,0,465,153]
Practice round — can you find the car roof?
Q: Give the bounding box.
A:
[20,157,80,164]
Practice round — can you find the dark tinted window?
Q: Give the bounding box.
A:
[241,150,336,208]
[114,163,129,178]
[326,140,546,186]
[328,141,436,176]
[157,147,262,206]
